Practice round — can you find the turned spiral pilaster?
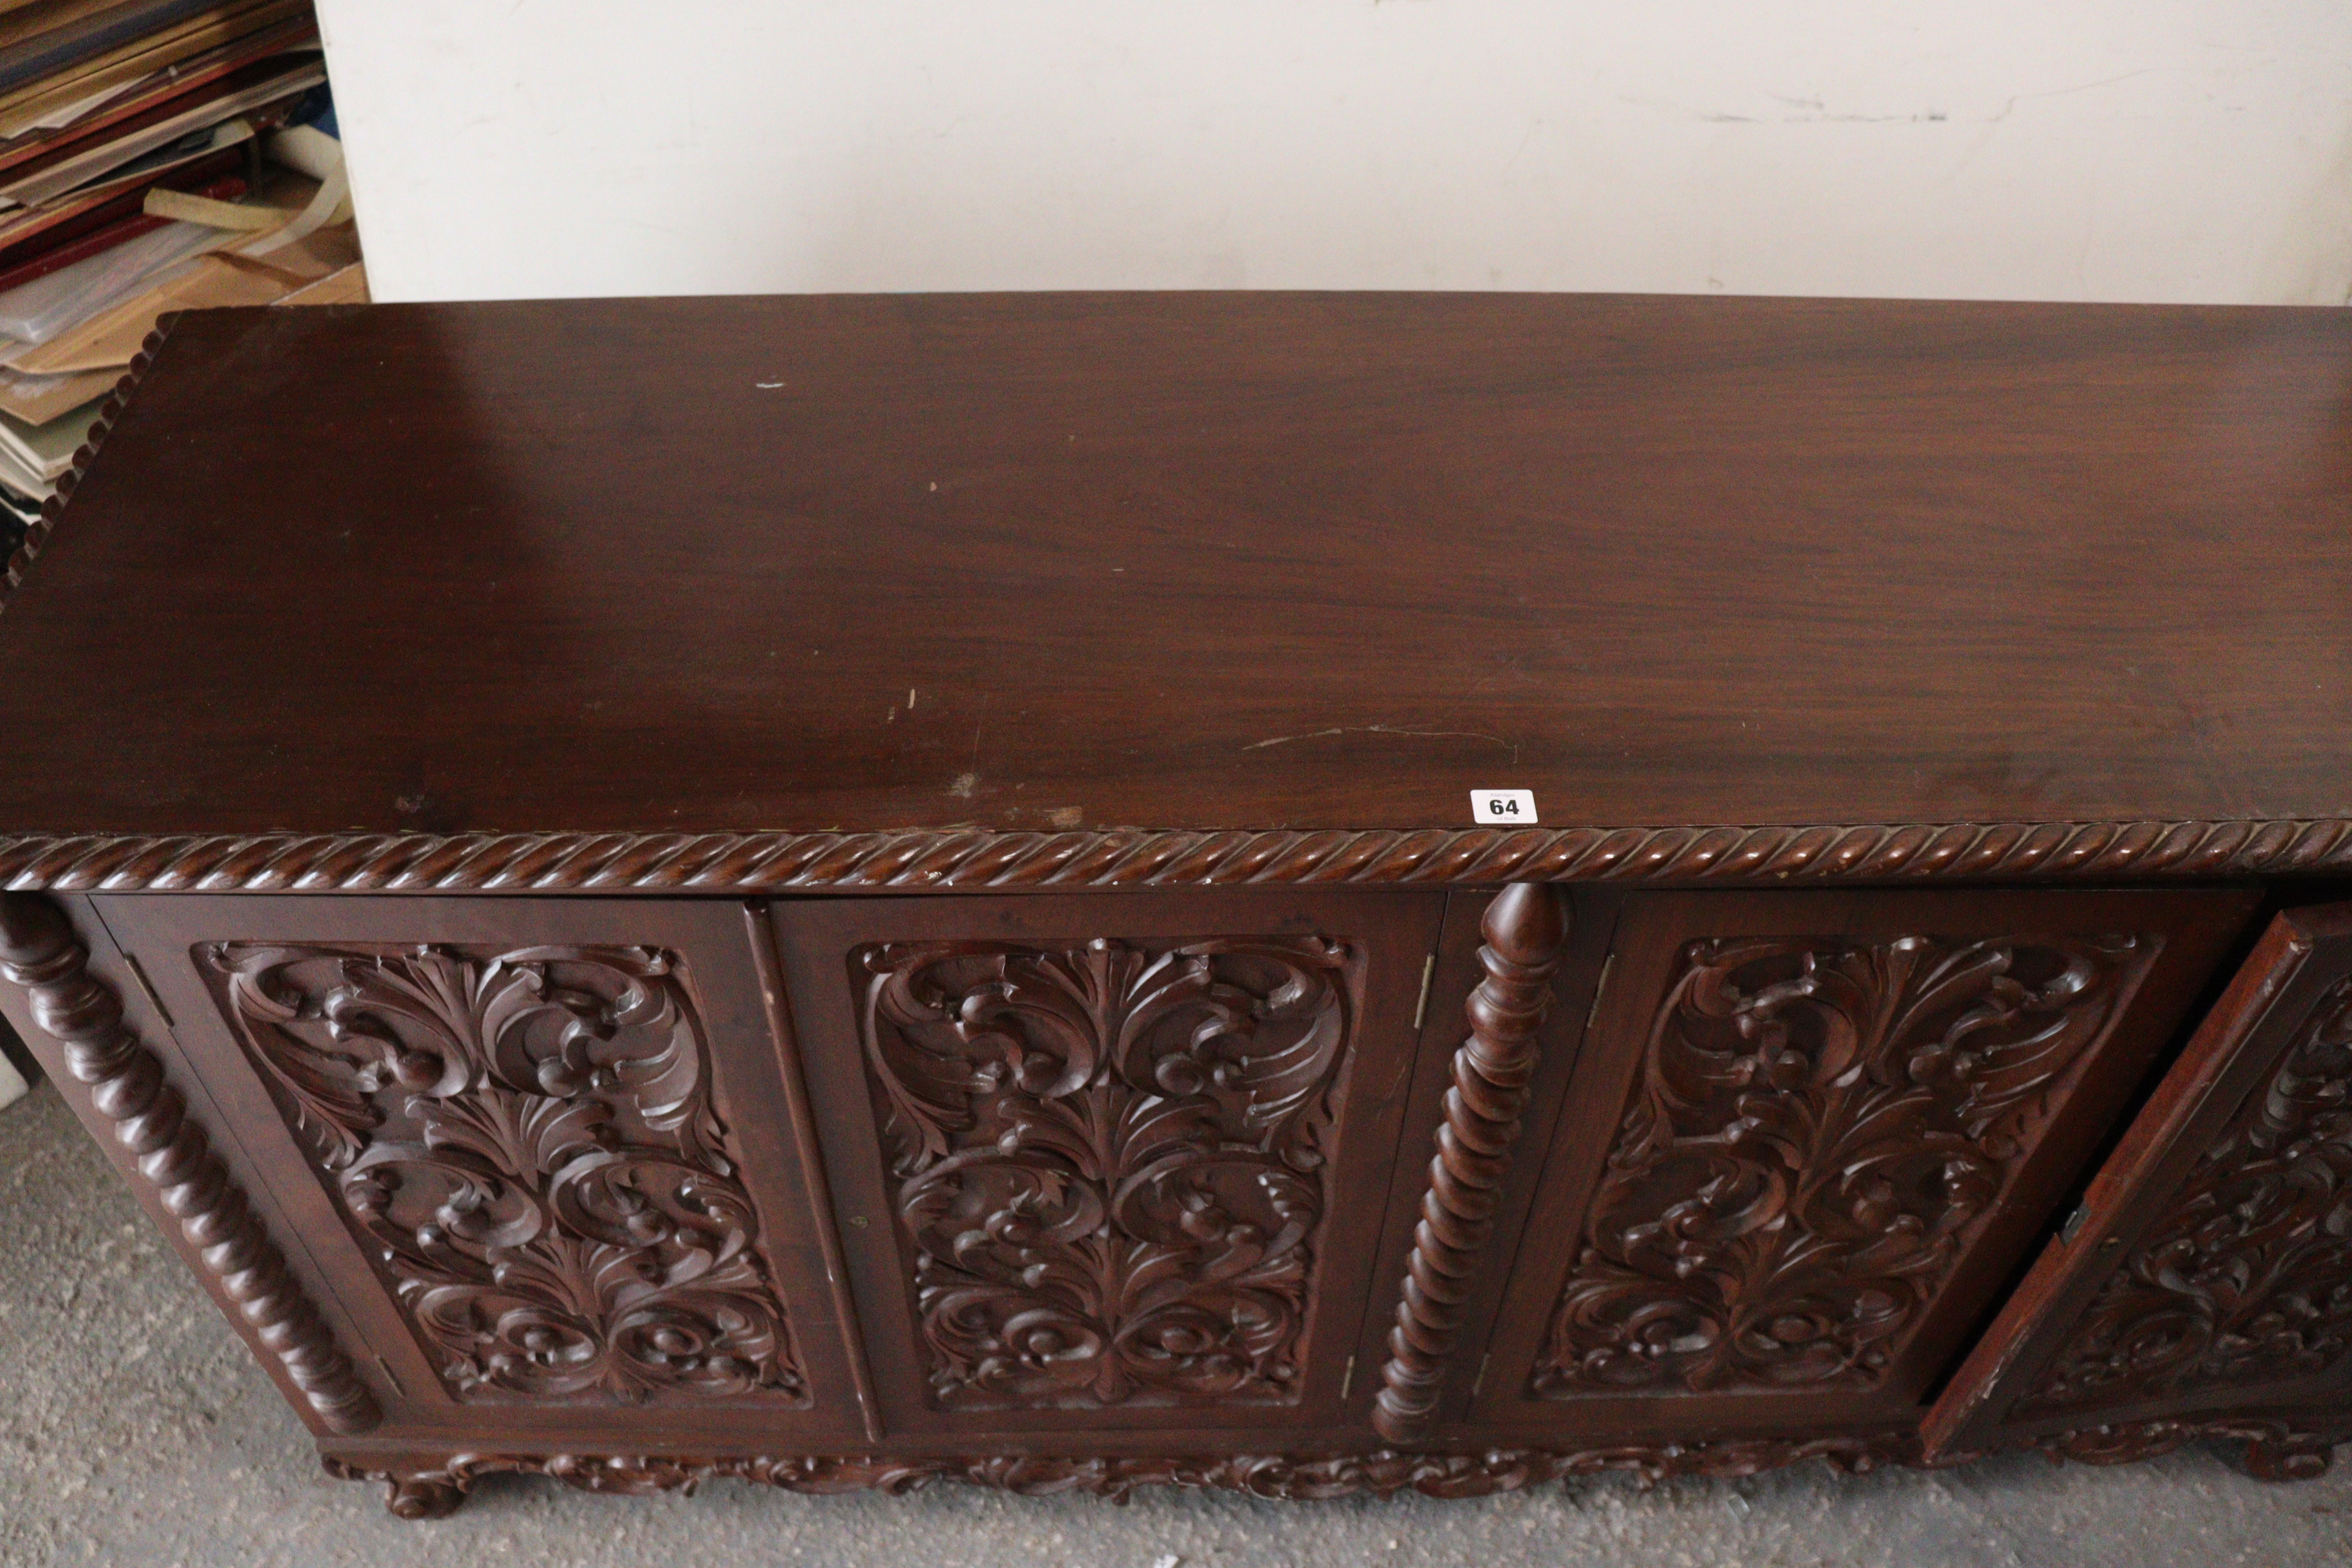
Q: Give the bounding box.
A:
[0,893,379,1434]
[1373,882,1567,1445]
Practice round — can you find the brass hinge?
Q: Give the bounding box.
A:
[1585,952,1615,1033]
[1412,953,1437,1031]
[119,952,174,1028]
[1338,1353,1357,1400]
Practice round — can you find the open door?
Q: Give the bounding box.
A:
[1423,885,2257,1453]
[1923,903,2352,1479]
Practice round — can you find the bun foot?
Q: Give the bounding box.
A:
[386,1475,467,1518]
[2240,1438,2333,1484]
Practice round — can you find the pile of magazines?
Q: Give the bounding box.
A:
[0,0,362,540]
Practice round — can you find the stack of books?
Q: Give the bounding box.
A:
[0,0,363,545]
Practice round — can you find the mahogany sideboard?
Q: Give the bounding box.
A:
[1,294,2349,1517]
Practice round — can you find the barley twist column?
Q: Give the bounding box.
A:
[0,893,379,1434]
[1373,881,1566,1444]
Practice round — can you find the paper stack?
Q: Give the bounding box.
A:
[0,0,365,548]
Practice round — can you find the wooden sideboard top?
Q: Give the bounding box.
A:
[1,292,2348,891]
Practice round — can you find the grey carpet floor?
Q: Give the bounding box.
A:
[2,1079,2346,1568]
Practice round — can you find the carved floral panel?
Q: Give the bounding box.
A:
[207,942,806,1405]
[854,935,1358,1411]
[2017,975,2352,1419]
[1535,932,2150,1397]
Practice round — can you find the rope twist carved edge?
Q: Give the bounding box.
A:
[1373,883,1568,1443]
[2,817,2349,894]
[3,339,2348,895]
[0,892,380,1434]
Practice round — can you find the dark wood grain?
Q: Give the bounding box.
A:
[1,295,2348,872]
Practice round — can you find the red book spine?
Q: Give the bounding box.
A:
[0,172,247,296]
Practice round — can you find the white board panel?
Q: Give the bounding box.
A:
[315,2,2352,305]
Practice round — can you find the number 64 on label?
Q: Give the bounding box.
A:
[1471,790,1538,825]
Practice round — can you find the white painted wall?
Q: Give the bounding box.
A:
[314,2,2352,305]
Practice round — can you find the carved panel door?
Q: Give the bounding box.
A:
[771,890,1447,1441]
[93,895,872,1449]
[1923,901,2352,1476]
[1448,888,2260,1449]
